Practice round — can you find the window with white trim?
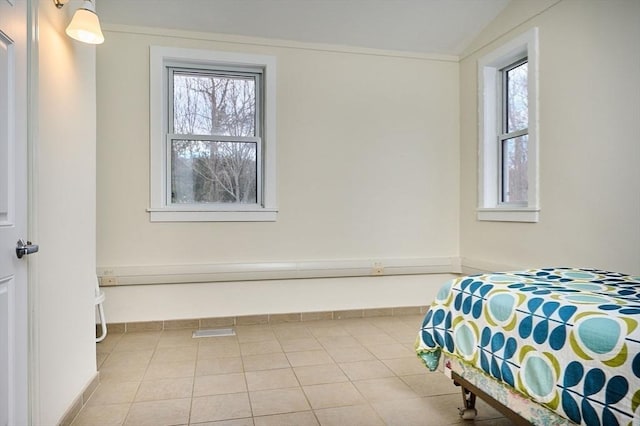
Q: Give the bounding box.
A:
[149,47,277,222]
[477,28,539,222]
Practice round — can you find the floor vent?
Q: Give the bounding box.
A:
[192,328,236,338]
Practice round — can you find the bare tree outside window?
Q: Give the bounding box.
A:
[502,61,528,204]
[170,71,259,204]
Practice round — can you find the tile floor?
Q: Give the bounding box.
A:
[72,315,514,426]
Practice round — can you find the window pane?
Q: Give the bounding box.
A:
[501,134,528,203]
[171,140,257,204]
[506,62,528,133]
[173,72,256,137]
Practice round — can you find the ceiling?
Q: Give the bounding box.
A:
[96,0,510,55]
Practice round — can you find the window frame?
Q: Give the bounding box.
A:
[149,46,277,222]
[477,28,539,223]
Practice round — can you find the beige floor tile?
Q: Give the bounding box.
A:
[96,352,109,369]
[325,346,375,363]
[272,325,314,340]
[340,322,384,336]
[190,418,254,426]
[338,360,395,381]
[249,388,310,416]
[193,373,247,396]
[355,332,397,348]
[87,381,139,406]
[316,335,361,349]
[382,356,430,376]
[135,377,194,401]
[196,357,244,376]
[366,342,415,360]
[307,325,350,338]
[96,333,124,354]
[353,377,419,402]
[371,396,452,426]
[293,364,348,386]
[286,350,334,367]
[235,328,277,343]
[156,330,199,348]
[70,403,129,426]
[113,332,161,352]
[144,359,196,380]
[240,340,283,356]
[198,342,242,359]
[245,368,299,391]
[152,345,198,363]
[302,382,366,409]
[190,393,252,423]
[98,366,147,383]
[100,350,154,371]
[400,372,459,397]
[124,398,191,426]
[279,338,323,352]
[243,352,290,371]
[253,411,318,426]
[314,404,385,426]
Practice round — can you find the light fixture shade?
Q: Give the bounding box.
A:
[65,1,104,45]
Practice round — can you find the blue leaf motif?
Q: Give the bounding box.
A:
[479,284,494,297]
[581,399,600,426]
[490,357,501,380]
[501,364,514,387]
[472,299,483,319]
[459,278,473,290]
[504,337,517,359]
[432,309,445,326]
[584,368,606,396]
[533,319,549,344]
[561,390,581,424]
[422,310,433,327]
[462,296,472,314]
[602,408,620,426]
[633,352,640,378]
[527,297,544,313]
[454,293,463,310]
[421,331,436,348]
[444,332,454,353]
[480,352,490,374]
[469,280,483,293]
[519,316,533,339]
[563,361,584,388]
[549,325,567,350]
[558,305,578,322]
[445,311,452,329]
[605,376,628,405]
[542,301,560,317]
[491,332,505,353]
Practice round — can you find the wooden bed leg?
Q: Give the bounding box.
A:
[459,387,478,420]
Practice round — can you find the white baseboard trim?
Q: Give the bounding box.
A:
[97,257,461,286]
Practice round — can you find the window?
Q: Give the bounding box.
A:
[149,47,277,222]
[477,28,539,222]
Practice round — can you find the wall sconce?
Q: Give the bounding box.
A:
[53,0,105,45]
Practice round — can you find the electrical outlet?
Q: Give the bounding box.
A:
[101,276,118,286]
[372,262,384,276]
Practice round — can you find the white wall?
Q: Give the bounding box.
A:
[460,0,640,274]
[34,0,97,423]
[96,27,460,322]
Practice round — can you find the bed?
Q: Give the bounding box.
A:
[415,267,640,425]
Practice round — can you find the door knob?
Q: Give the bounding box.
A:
[16,239,39,259]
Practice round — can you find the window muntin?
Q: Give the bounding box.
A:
[168,67,263,206]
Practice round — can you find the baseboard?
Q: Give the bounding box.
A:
[97,257,461,286]
[57,372,100,426]
[98,305,430,333]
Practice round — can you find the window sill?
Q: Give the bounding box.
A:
[476,208,539,223]
[148,208,278,222]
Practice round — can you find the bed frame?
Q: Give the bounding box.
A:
[452,371,532,425]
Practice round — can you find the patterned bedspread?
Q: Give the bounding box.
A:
[415,268,640,426]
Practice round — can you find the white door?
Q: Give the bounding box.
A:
[0,0,30,425]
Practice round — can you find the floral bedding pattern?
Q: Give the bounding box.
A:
[415,268,640,426]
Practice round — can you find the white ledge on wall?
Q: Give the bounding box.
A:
[476,208,540,223]
[147,208,278,222]
[97,257,462,286]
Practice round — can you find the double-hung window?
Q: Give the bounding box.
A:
[477,28,539,222]
[149,47,277,222]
